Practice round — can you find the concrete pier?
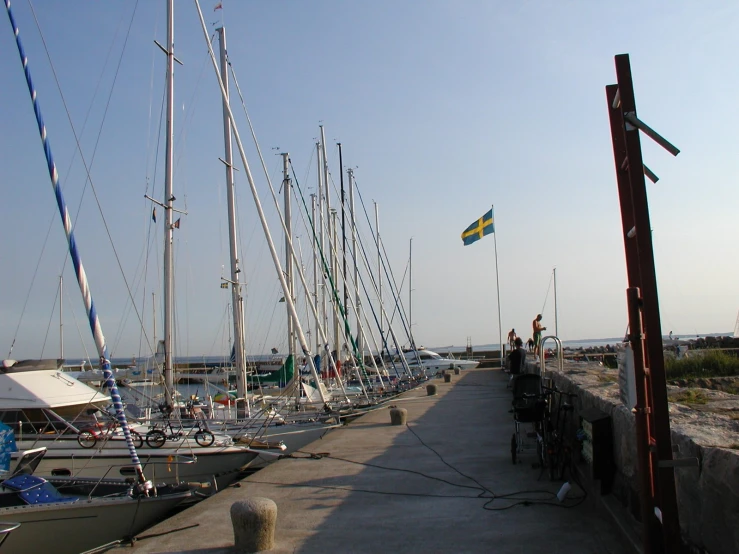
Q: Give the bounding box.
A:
[131,368,633,553]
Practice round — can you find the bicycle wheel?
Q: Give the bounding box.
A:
[131,430,144,449]
[510,433,517,464]
[194,430,215,447]
[146,429,167,448]
[77,430,97,448]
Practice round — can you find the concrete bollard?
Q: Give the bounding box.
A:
[231,497,277,553]
[444,373,452,383]
[389,407,407,425]
[454,367,461,375]
[426,384,437,396]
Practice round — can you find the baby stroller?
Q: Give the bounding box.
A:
[510,373,546,464]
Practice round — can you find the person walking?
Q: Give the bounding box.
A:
[507,328,517,350]
[532,314,546,356]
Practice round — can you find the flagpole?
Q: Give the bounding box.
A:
[492,204,503,369]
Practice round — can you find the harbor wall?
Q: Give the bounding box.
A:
[535,362,738,554]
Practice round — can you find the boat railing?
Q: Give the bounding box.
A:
[539,335,564,382]
[0,522,21,547]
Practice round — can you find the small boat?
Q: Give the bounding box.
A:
[393,348,480,373]
[0,446,192,554]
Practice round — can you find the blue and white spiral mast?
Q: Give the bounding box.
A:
[5,0,149,489]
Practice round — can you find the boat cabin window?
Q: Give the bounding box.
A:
[51,468,72,477]
[120,466,137,477]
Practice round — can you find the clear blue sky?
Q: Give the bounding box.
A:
[1,1,738,361]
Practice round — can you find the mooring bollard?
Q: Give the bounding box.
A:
[426,384,437,396]
[389,407,408,425]
[444,373,452,383]
[231,497,277,553]
[454,367,461,375]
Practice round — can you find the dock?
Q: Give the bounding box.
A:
[130,368,634,553]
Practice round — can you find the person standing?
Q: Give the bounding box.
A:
[508,337,526,375]
[532,314,546,356]
[507,328,517,350]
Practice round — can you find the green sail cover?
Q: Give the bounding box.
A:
[256,354,294,386]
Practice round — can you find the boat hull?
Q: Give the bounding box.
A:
[12,444,258,491]
[0,488,191,554]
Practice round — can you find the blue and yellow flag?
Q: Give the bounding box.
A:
[461,208,494,246]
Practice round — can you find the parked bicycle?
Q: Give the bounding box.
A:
[144,404,215,448]
[77,417,143,449]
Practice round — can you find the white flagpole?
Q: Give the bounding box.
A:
[492,204,503,369]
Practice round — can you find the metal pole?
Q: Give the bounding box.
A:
[349,169,361,355]
[311,194,320,352]
[316,141,327,341]
[217,26,248,410]
[338,143,348,353]
[162,0,176,409]
[492,205,503,368]
[375,202,382,349]
[59,275,63,359]
[331,209,340,360]
[553,267,558,337]
[283,153,296,361]
[409,238,413,348]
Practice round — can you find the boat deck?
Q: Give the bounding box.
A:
[130,368,635,553]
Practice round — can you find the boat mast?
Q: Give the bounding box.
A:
[375,202,382,353]
[553,267,559,337]
[338,143,348,356]
[409,237,414,349]
[59,275,63,359]
[282,152,296,363]
[316,141,327,348]
[331,208,340,361]
[311,194,320,352]
[216,26,248,411]
[348,168,361,355]
[162,0,176,409]
[194,3,328,403]
[320,126,340,360]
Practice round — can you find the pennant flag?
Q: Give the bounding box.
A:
[461,208,494,246]
[220,282,229,289]
[173,218,181,229]
[152,208,157,223]
[214,2,223,10]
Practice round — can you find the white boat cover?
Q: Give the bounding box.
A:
[0,360,110,409]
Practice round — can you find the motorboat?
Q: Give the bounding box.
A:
[394,349,480,373]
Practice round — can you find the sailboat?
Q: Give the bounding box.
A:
[0,2,195,551]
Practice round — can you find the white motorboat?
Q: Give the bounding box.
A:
[393,349,480,373]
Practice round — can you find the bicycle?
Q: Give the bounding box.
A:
[77,418,143,449]
[145,406,215,449]
[542,385,578,481]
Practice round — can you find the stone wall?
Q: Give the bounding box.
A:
[537,360,739,554]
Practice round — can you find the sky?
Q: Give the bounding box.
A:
[1,1,738,361]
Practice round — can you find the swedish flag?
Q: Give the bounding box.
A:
[461,208,494,246]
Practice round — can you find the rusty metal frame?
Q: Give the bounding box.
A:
[605,53,682,554]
